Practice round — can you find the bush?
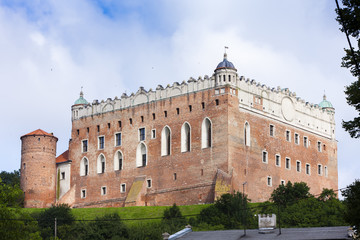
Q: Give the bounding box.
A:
[85,213,129,240]
[162,204,187,234]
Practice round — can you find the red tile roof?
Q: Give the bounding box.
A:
[22,129,54,137]
[56,150,69,164]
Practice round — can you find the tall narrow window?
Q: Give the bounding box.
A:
[80,157,89,176]
[189,105,192,112]
[136,143,147,167]
[121,184,126,193]
[285,158,291,169]
[269,125,274,137]
[317,141,322,152]
[98,136,105,149]
[141,116,144,122]
[164,111,167,117]
[275,154,280,166]
[118,121,122,128]
[324,166,328,177]
[82,140,88,152]
[244,122,250,146]
[303,137,308,148]
[267,176,272,186]
[262,150,268,163]
[296,161,301,172]
[306,164,310,175]
[161,126,171,156]
[294,133,299,145]
[202,102,205,109]
[286,130,291,142]
[115,133,121,146]
[176,108,180,115]
[114,151,123,171]
[97,154,106,173]
[152,113,156,120]
[139,128,145,141]
[318,164,322,175]
[181,122,191,152]
[201,118,212,148]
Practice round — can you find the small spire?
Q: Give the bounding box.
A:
[80,86,84,98]
[224,46,228,60]
[323,90,326,100]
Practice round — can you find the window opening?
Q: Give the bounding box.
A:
[215,99,219,105]
[147,179,152,188]
[164,111,167,117]
[115,133,121,146]
[98,136,105,149]
[270,125,274,137]
[118,121,122,128]
[139,128,145,141]
[202,102,205,109]
[141,116,144,122]
[176,108,180,115]
[286,158,290,169]
[82,140,88,152]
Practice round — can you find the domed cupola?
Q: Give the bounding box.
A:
[319,94,334,112]
[72,89,88,121]
[74,90,88,105]
[214,50,238,87]
[215,53,237,72]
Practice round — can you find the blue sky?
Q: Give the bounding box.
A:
[0,0,358,196]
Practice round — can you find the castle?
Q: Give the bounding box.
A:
[20,53,337,208]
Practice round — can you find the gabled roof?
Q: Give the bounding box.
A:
[22,129,54,137]
[56,150,70,164]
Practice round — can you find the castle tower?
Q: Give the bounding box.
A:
[20,129,58,208]
[214,51,238,88]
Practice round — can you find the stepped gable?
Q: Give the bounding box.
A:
[56,150,69,164]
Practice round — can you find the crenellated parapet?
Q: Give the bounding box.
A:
[72,54,335,140]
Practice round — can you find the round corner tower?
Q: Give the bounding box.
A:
[20,129,58,208]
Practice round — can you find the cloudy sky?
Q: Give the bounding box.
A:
[0,0,358,195]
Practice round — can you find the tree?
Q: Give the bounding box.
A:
[162,203,187,234]
[335,0,360,138]
[85,213,128,240]
[0,170,20,187]
[270,181,312,207]
[36,204,75,239]
[342,179,360,234]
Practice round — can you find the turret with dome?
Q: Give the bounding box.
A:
[214,51,238,88]
[319,94,334,112]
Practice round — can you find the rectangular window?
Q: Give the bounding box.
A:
[215,89,220,95]
[141,116,144,122]
[82,139,88,152]
[324,166,328,177]
[294,133,299,145]
[164,111,167,117]
[151,129,156,139]
[139,128,145,141]
[285,158,291,169]
[101,186,107,195]
[147,179,152,188]
[215,99,219,105]
[267,176,272,186]
[107,123,110,129]
[152,113,156,120]
[176,108,180,115]
[296,161,301,172]
[98,136,105,149]
[97,125,100,132]
[303,137,308,148]
[189,105,192,112]
[281,180,285,185]
[87,127,89,133]
[81,189,86,198]
[262,151,268,163]
[115,133,121,146]
[76,129,79,136]
[121,184,126,193]
[60,172,65,180]
[202,102,205,109]
[118,121,122,128]
[174,173,177,180]
[317,141,322,152]
[270,125,274,137]
[275,154,280,167]
[286,130,291,142]
[306,164,310,175]
[318,164,322,175]
[129,118,133,125]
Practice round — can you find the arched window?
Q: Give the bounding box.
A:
[80,157,89,176]
[161,126,171,156]
[97,154,106,174]
[244,122,250,146]
[114,151,123,171]
[201,118,212,148]
[181,122,191,152]
[136,143,147,167]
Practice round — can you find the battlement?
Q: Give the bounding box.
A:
[72,72,335,139]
